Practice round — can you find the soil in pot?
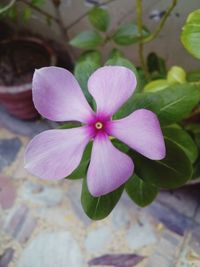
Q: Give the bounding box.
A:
[0,38,56,120]
[0,39,50,86]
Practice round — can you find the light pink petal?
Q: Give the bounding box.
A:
[110,109,166,160]
[87,134,134,197]
[33,67,94,122]
[87,66,137,117]
[24,127,90,180]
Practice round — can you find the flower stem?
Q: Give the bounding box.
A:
[0,0,16,14]
[143,0,178,43]
[136,0,149,80]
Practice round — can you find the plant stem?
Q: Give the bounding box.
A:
[18,0,60,24]
[143,0,178,43]
[0,0,16,14]
[65,0,118,31]
[136,0,149,79]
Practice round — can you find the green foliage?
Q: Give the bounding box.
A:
[67,143,92,180]
[81,178,124,220]
[130,139,193,188]
[22,7,31,22]
[88,7,110,32]
[167,66,186,84]
[113,22,150,46]
[181,9,200,59]
[163,126,198,163]
[187,70,200,82]
[147,52,167,79]
[126,174,158,207]
[69,31,103,49]
[115,84,200,126]
[144,79,170,92]
[74,52,101,105]
[31,0,45,6]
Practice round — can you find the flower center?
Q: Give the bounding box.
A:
[95,122,103,130]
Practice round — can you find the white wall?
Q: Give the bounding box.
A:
[18,0,200,70]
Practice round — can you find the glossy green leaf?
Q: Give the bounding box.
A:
[187,70,200,82]
[59,122,81,129]
[113,22,150,46]
[74,60,100,105]
[163,126,198,163]
[126,174,158,207]
[147,52,167,78]
[130,139,193,188]
[81,178,124,220]
[167,66,186,84]
[115,84,200,126]
[69,31,103,49]
[181,9,200,59]
[107,48,124,60]
[88,7,109,32]
[77,50,101,65]
[67,142,92,180]
[144,79,170,92]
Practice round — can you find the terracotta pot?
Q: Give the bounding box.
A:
[0,37,57,120]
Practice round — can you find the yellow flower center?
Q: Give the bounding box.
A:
[95,122,103,130]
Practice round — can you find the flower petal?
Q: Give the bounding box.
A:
[33,67,93,122]
[87,134,134,197]
[88,66,137,117]
[110,109,166,160]
[24,127,90,180]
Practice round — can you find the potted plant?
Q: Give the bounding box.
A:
[0,36,57,119]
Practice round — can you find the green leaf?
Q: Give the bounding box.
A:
[31,0,44,7]
[22,7,31,22]
[163,126,198,163]
[113,22,150,46]
[115,84,200,126]
[77,50,101,65]
[126,174,158,207]
[181,9,200,59]
[74,60,100,105]
[67,142,92,180]
[130,139,192,188]
[167,66,186,84]
[147,52,167,78]
[187,70,200,82]
[144,79,170,92]
[69,31,103,49]
[81,178,124,220]
[59,122,81,129]
[88,7,109,32]
[107,48,124,60]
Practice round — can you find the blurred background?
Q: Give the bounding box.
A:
[0,1,200,267]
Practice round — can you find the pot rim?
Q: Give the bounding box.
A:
[0,36,57,94]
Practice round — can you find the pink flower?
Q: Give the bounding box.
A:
[24,66,166,197]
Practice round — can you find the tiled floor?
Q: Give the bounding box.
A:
[0,107,200,267]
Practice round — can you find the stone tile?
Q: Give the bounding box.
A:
[85,225,112,253]
[16,231,85,267]
[0,107,51,137]
[146,253,173,267]
[0,138,21,171]
[157,186,200,218]
[0,175,16,209]
[148,202,193,235]
[20,181,63,207]
[126,217,157,250]
[88,254,145,267]
[0,248,14,267]
[156,230,182,260]
[112,202,131,229]
[4,204,37,243]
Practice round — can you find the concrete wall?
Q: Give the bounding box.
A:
[18,0,200,70]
